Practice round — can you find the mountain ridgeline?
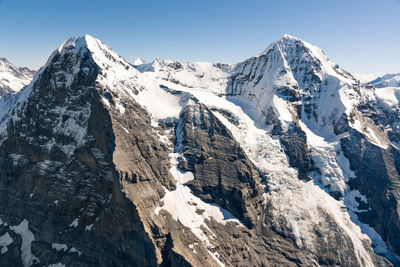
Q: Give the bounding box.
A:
[0,34,399,266]
[0,58,35,96]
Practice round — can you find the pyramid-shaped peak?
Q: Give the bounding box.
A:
[57,34,102,53]
[51,34,133,72]
[260,34,326,61]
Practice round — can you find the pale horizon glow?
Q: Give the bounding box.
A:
[0,0,399,75]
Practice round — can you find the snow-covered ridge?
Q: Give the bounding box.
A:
[0,58,35,96]
[354,73,383,84]
[370,73,400,88]
[135,58,233,93]
[0,69,40,141]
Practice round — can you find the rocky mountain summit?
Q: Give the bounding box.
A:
[0,58,35,96]
[0,34,399,266]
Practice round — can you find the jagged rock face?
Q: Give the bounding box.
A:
[0,38,163,267]
[0,58,35,96]
[0,34,400,267]
[341,130,400,255]
[175,103,263,228]
[334,78,400,257]
[278,123,312,180]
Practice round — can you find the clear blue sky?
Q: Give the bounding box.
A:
[0,0,399,74]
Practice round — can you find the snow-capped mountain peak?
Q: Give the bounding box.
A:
[47,34,148,101]
[370,73,400,88]
[55,34,132,71]
[0,58,35,96]
[260,34,307,55]
[132,57,146,66]
[260,34,353,82]
[57,34,90,52]
[229,34,366,129]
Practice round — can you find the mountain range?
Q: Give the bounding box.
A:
[0,34,399,266]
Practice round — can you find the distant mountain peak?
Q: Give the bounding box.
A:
[370,73,400,88]
[133,57,146,65]
[0,57,35,96]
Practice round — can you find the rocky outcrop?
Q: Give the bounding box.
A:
[175,103,263,228]
[341,129,400,256]
[278,123,312,180]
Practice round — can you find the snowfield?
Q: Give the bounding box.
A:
[1,34,399,266]
[136,34,400,265]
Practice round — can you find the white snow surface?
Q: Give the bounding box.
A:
[132,57,146,66]
[370,73,400,88]
[9,219,39,267]
[0,58,35,94]
[369,73,400,108]
[69,218,79,228]
[345,190,369,213]
[354,72,383,84]
[51,243,68,252]
[136,59,232,94]
[0,232,13,254]
[68,247,82,256]
[375,86,400,107]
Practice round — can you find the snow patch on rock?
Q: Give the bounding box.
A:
[69,218,79,228]
[9,219,39,267]
[51,243,68,252]
[0,232,13,254]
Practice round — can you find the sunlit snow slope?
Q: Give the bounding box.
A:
[0,58,35,96]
